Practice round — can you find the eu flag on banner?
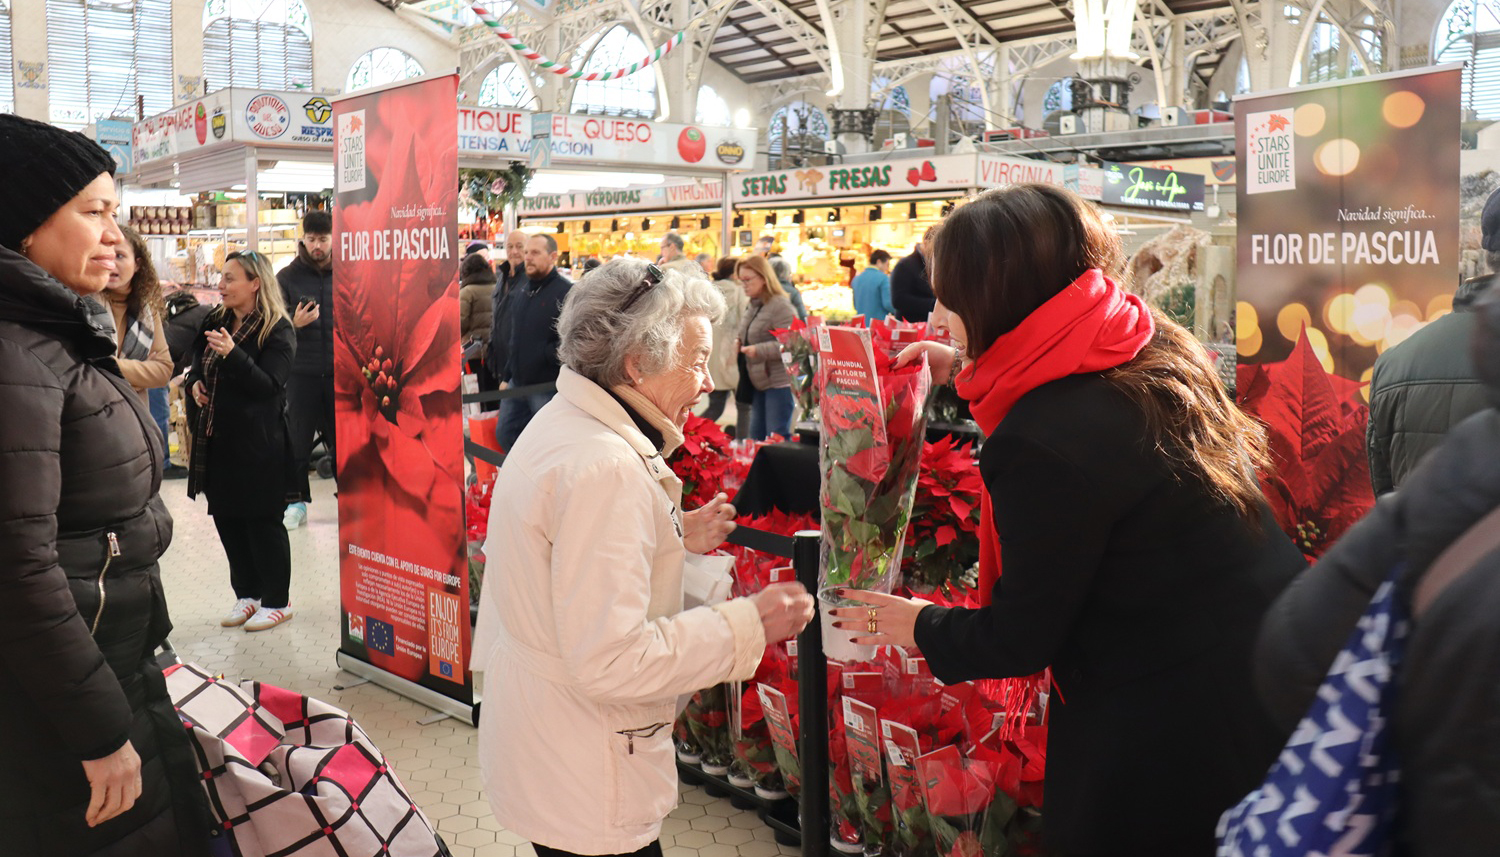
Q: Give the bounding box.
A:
[367,617,395,656]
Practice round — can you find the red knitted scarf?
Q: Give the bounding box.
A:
[953,269,1154,605]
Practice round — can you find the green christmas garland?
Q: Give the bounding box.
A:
[460,163,533,215]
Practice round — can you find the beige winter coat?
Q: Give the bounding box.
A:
[103,289,172,402]
[472,367,766,854]
[709,278,747,391]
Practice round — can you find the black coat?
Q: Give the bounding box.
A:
[913,374,1306,854]
[186,310,297,517]
[1257,405,1500,855]
[276,247,333,377]
[0,249,207,856]
[1366,273,1494,495]
[504,267,572,386]
[889,249,935,322]
[486,260,527,379]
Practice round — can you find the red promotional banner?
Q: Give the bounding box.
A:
[332,75,470,706]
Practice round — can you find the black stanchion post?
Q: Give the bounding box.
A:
[793,529,828,857]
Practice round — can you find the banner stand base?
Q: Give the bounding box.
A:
[336,651,479,727]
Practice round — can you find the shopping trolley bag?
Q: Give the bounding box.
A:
[165,662,452,857]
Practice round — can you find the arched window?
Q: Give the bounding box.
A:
[1436,0,1500,119]
[696,84,731,126]
[203,0,312,92]
[1236,55,1251,94]
[929,58,988,126]
[478,62,537,109]
[47,0,172,129]
[0,0,12,114]
[871,76,910,117]
[347,48,425,93]
[767,101,829,162]
[1043,78,1074,113]
[569,26,656,118]
[1291,13,1384,85]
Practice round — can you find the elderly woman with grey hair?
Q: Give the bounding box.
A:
[471,258,815,857]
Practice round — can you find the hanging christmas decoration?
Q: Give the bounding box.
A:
[469,2,685,81]
[459,163,532,215]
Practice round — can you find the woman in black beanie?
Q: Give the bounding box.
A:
[0,115,208,855]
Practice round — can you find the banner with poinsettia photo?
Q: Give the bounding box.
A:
[332,75,472,707]
[1234,65,1461,557]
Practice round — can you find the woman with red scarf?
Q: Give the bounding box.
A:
[835,184,1305,857]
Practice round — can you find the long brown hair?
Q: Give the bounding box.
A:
[930,183,1270,519]
[734,254,785,299]
[118,225,163,322]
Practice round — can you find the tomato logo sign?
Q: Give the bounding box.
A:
[245,93,291,139]
[194,103,208,145]
[677,127,706,163]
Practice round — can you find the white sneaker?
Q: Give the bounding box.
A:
[282,502,307,530]
[244,605,294,632]
[221,598,260,627]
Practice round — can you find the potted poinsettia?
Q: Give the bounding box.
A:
[815,325,931,660]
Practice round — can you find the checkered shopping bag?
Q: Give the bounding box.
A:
[165,663,452,857]
[1216,571,1407,857]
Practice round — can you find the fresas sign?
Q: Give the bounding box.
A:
[731,154,975,204]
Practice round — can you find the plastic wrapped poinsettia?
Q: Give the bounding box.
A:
[771,316,823,424]
[815,324,931,660]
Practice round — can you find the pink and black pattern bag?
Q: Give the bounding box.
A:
[165,663,452,857]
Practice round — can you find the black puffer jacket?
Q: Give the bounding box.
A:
[0,248,207,855]
[1366,273,1495,495]
[276,245,333,377]
[1257,296,1500,854]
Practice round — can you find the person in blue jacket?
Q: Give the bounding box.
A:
[850,249,894,325]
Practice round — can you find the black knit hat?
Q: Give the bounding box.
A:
[0,114,117,251]
[1482,185,1500,253]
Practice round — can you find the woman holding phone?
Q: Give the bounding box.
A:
[187,250,299,632]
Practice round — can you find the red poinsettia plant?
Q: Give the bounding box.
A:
[903,437,983,591]
[771,316,823,424]
[1237,330,1376,560]
[817,326,932,591]
[666,415,751,509]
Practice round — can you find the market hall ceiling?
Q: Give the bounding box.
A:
[396,0,1239,87]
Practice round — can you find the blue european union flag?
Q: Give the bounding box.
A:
[367,617,395,656]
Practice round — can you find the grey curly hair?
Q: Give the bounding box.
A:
[557,258,725,387]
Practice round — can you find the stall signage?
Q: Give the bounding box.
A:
[975,155,1065,188]
[96,119,133,173]
[233,90,332,145]
[457,106,531,156]
[1126,156,1236,187]
[533,115,750,170]
[730,154,973,204]
[1099,161,1206,211]
[1065,165,1106,200]
[517,179,725,217]
[132,95,231,169]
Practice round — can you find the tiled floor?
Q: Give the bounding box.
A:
[156,474,801,857]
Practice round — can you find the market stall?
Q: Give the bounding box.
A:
[515,177,728,265]
[128,89,340,288]
[727,153,1064,319]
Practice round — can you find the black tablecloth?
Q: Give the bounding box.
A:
[733,442,820,517]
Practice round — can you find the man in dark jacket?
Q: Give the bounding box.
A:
[890,226,937,322]
[277,210,332,530]
[487,229,530,384]
[495,233,572,451]
[1256,291,1500,854]
[1366,187,1500,495]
